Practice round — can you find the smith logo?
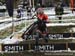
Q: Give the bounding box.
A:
[4,46,24,51]
[35,45,54,51]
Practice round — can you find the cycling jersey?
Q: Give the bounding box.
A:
[37,14,48,21]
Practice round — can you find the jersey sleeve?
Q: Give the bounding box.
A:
[44,14,48,21]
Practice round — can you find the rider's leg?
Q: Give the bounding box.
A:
[35,30,40,51]
[42,23,48,43]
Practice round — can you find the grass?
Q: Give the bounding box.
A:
[47,27,71,33]
[0,23,26,39]
[63,16,75,19]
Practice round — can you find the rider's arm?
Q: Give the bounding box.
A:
[44,14,50,23]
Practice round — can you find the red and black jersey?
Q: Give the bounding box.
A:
[37,14,48,21]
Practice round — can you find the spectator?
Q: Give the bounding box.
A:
[16,6,23,18]
[26,6,32,19]
[22,1,28,9]
[55,4,64,23]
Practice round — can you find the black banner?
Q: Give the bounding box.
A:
[24,33,75,39]
[3,43,75,51]
[68,43,75,50]
[2,44,66,51]
[48,33,74,38]
[73,33,75,37]
[31,44,66,51]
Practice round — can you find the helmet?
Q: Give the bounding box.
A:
[36,8,44,14]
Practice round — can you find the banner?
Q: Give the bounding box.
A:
[2,43,75,51]
[68,43,75,50]
[2,44,66,51]
[48,33,75,38]
[6,0,14,17]
[23,33,75,39]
